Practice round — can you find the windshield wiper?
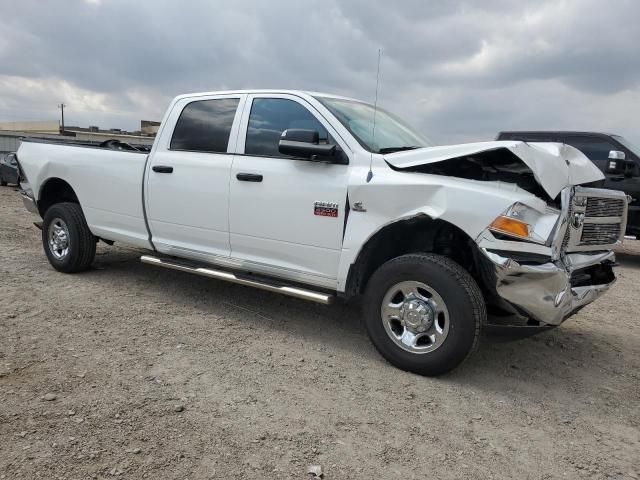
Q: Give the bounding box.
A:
[378,146,421,154]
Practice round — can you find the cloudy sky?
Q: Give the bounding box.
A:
[1,0,639,146]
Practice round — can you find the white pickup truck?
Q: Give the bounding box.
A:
[16,90,628,375]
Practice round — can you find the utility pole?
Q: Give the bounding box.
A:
[58,103,65,134]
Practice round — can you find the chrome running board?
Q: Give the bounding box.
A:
[140,255,333,305]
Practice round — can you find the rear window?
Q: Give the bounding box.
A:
[170,98,239,153]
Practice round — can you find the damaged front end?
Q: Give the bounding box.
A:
[385,141,626,327]
[476,186,627,326]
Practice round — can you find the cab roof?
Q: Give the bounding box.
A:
[173,89,364,103]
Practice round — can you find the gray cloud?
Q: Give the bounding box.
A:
[0,0,639,146]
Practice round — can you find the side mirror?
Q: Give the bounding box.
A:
[279,129,338,161]
[606,150,629,175]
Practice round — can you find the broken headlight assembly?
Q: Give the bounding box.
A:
[489,202,559,244]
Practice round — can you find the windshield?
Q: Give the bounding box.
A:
[315,96,432,153]
[612,135,640,156]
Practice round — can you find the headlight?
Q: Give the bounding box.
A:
[489,202,559,244]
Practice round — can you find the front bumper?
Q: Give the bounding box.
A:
[476,185,626,326]
[479,248,616,326]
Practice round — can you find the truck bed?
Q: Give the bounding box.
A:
[17,139,153,249]
[19,136,152,152]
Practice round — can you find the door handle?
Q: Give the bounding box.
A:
[236,173,263,182]
[152,165,173,173]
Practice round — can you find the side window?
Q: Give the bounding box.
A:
[245,98,329,157]
[563,137,619,169]
[170,98,239,153]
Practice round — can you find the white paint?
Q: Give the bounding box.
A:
[228,93,350,280]
[16,89,616,295]
[145,93,246,260]
[17,141,151,248]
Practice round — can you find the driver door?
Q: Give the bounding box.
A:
[228,94,350,287]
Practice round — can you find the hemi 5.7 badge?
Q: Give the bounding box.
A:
[314,201,339,217]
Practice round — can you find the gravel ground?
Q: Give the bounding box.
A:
[1,185,639,480]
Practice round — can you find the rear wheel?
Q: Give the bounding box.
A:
[363,253,485,376]
[42,202,96,273]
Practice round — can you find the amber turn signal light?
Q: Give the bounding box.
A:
[489,216,529,239]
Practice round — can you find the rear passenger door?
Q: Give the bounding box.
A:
[146,94,246,262]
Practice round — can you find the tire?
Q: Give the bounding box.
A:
[363,253,485,376]
[0,178,7,187]
[42,202,96,273]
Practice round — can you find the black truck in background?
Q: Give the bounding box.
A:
[497,131,640,238]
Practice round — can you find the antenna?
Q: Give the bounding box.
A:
[58,103,66,134]
[367,48,382,183]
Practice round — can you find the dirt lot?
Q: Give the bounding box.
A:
[0,186,639,480]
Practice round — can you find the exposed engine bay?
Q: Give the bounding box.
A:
[383,140,606,205]
[392,148,555,205]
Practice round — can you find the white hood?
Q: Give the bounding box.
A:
[384,141,604,199]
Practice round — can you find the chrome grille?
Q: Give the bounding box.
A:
[580,223,622,245]
[585,197,625,217]
[560,186,628,252]
[562,200,572,249]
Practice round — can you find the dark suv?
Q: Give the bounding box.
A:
[496,131,640,238]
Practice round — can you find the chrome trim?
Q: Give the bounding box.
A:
[563,250,615,270]
[140,255,333,305]
[580,216,622,225]
[476,230,553,257]
[20,190,39,214]
[476,186,623,326]
[380,280,450,354]
[155,242,338,290]
[17,160,39,215]
[562,186,628,253]
[549,187,572,260]
[479,248,616,326]
[352,201,366,212]
[48,218,70,260]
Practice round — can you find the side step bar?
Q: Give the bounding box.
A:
[140,255,333,305]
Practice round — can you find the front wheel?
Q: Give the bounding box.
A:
[363,253,485,376]
[42,202,96,273]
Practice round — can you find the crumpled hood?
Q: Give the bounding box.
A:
[384,141,604,199]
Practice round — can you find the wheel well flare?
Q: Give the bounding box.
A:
[38,178,79,216]
[345,216,480,297]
